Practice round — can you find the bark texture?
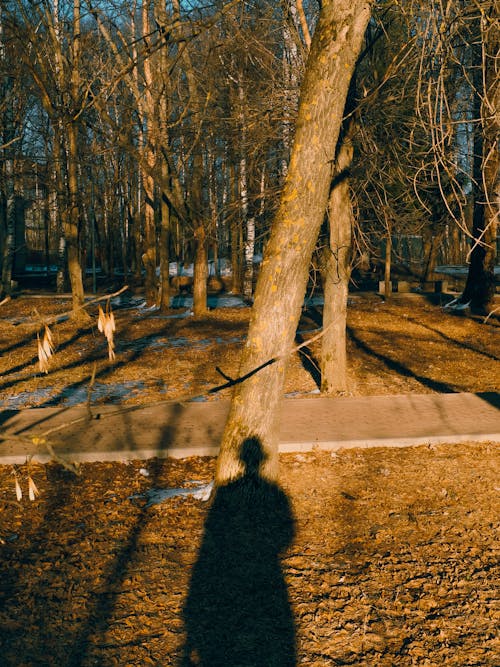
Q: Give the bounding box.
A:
[320,141,354,395]
[216,0,372,484]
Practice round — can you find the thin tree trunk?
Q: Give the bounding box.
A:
[216,0,372,484]
[243,215,255,302]
[0,154,15,298]
[320,142,354,395]
[193,223,208,316]
[156,0,171,312]
[142,164,157,305]
[159,190,171,311]
[53,128,67,293]
[56,233,66,293]
[64,0,86,314]
[228,163,242,294]
[384,231,392,298]
[461,6,499,313]
[65,121,85,312]
[236,70,255,302]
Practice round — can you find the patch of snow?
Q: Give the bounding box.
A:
[1,387,55,409]
[48,380,146,406]
[130,480,214,506]
[110,295,146,309]
[284,389,320,398]
[137,302,160,312]
[443,297,470,311]
[24,264,59,273]
[170,294,247,309]
[304,295,324,307]
[0,380,148,409]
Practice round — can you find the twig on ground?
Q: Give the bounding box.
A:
[484,305,500,324]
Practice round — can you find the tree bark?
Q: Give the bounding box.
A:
[158,186,171,312]
[65,120,86,312]
[383,231,392,298]
[216,0,372,484]
[320,141,354,395]
[142,163,158,306]
[193,223,208,316]
[156,0,172,312]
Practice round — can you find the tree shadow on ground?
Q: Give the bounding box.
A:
[346,326,456,393]
[181,437,296,667]
[402,314,500,361]
[0,404,184,667]
[295,331,322,389]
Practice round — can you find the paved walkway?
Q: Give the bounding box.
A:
[0,392,498,465]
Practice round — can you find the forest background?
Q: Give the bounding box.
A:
[0,0,497,312]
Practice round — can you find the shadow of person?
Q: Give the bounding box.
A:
[181,437,296,667]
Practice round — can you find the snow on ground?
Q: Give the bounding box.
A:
[0,381,149,410]
[129,480,214,505]
[1,272,328,409]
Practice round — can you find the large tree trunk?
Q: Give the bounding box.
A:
[216,0,372,485]
[320,142,354,395]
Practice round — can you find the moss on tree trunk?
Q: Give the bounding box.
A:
[216,0,372,485]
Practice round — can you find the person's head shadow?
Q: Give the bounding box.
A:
[180,436,296,667]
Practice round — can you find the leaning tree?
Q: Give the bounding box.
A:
[216,0,373,484]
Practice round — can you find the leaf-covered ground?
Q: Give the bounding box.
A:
[0,293,497,407]
[0,444,498,666]
[0,293,499,665]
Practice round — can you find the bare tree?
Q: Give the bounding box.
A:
[460,1,499,312]
[6,0,88,313]
[216,0,372,484]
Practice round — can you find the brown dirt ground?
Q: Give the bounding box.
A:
[0,293,499,666]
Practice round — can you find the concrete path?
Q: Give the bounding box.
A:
[1,392,498,465]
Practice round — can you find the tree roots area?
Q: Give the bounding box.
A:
[0,294,499,665]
